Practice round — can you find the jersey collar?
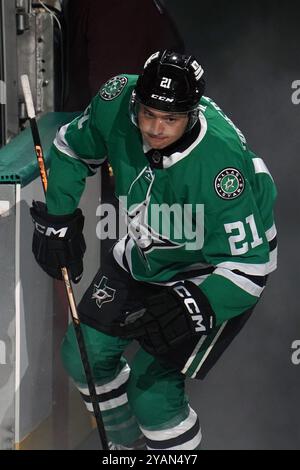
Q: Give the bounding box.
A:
[143,112,207,169]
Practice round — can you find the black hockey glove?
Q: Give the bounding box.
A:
[30,201,86,283]
[118,281,216,355]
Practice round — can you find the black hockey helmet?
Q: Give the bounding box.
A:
[130,50,205,130]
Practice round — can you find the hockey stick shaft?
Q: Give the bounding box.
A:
[20,74,108,450]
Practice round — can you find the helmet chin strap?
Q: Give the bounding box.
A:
[129,91,139,127]
[185,107,200,133]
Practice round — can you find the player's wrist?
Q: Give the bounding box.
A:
[30,200,86,283]
[170,281,216,334]
[30,201,84,239]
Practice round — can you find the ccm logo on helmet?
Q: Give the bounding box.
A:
[151,94,174,103]
[174,285,206,332]
[34,222,68,238]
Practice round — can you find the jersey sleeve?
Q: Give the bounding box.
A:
[247,150,277,231]
[198,158,277,326]
[46,95,108,215]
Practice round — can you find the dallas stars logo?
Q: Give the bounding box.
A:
[92,276,116,309]
[99,76,128,101]
[214,168,245,199]
[124,198,183,266]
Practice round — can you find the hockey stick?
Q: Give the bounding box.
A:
[20,74,108,450]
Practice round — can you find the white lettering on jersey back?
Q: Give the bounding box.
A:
[205,96,247,149]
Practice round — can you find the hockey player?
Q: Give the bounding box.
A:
[30,50,277,450]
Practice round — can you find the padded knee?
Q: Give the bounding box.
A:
[61,323,130,384]
[127,347,188,428]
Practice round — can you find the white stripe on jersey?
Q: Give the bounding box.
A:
[266,247,277,273]
[216,260,272,276]
[265,223,277,241]
[54,123,106,168]
[214,267,265,297]
[163,114,207,168]
[252,158,274,180]
[125,238,135,275]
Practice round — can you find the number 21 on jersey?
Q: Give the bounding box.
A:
[224,214,263,255]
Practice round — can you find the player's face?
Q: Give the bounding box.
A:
[138,105,189,149]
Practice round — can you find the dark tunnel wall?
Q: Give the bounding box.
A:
[164,0,300,449]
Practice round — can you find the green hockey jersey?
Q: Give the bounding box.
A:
[46,75,277,326]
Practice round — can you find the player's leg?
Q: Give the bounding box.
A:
[127,347,202,450]
[60,251,149,448]
[61,323,144,448]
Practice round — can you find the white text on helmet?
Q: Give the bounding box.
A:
[160,77,172,89]
[151,94,174,103]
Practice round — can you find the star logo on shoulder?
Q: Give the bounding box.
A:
[214,167,245,199]
[99,76,128,101]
